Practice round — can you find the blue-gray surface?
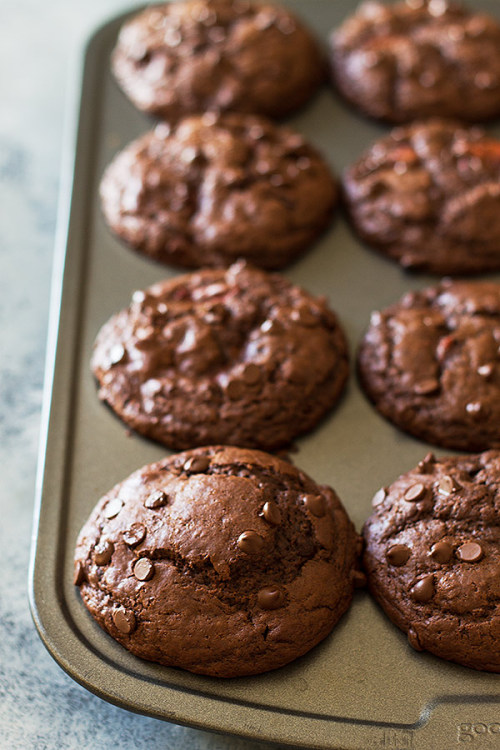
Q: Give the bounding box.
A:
[0,2,288,748]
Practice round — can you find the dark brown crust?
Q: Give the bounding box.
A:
[358,280,500,451]
[74,446,360,677]
[330,0,500,124]
[363,450,500,672]
[343,119,500,275]
[111,0,326,121]
[91,262,349,451]
[100,113,338,270]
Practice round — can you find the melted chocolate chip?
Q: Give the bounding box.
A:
[183,455,210,473]
[226,379,245,400]
[372,488,386,506]
[302,493,326,517]
[257,586,285,610]
[386,544,411,566]
[410,574,435,602]
[123,523,147,547]
[456,541,483,562]
[241,363,262,385]
[109,344,126,365]
[437,475,460,496]
[414,378,439,395]
[104,498,124,519]
[404,483,426,502]
[133,558,155,581]
[417,453,435,474]
[237,530,265,555]
[73,561,85,586]
[261,501,281,526]
[260,318,282,335]
[407,626,424,651]
[477,363,494,378]
[290,305,318,327]
[429,541,453,563]
[93,540,114,565]
[112,607,136,634]
[144,489,168,509]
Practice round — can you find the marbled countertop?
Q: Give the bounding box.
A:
[0,2,285,747]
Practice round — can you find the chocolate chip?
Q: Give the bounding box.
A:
[290,305,318,327]
[133,558,155,581]
[132,290,146,305]
[404,483,426,502]
[260,318,282,335]
[456,541,483,562]
[477,363,494,378]
[73,561,85,586]
[241,363,262,385]
[123,523,146,547]
[226,378,245,400]
[429,541,453,563]
[93,540,114,565]
[437,475,460,496]
[237,530,265,555]
[410,574,435,602]
[386,544,411,566]
[417,453,435,473]
[301,494,326,517]
[144,489,168,509]
[465,401,482,415]
[248,124,265,140]
[414,378,439,395]
[112,607,136,634]
[372,488,386,506]
[104,498,124,519]
[407,626,424,651]
[183,455,210,473]
[257,586,285,610]
[261,501,281,526]
[109,344,126,365]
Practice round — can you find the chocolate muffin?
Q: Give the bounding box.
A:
[111,0,325,121]
[91,262,349,451]
[343,119,500,275]
[74,446,362,677]
[330,0,500,124]
[358,280,500,451]
[363,450,500,672]
[99,114,338,270]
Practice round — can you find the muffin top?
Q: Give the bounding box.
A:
[330,0,500,123]
[92,262,349,452]
[100,114,337,270]
[358,280,500,451]
[112,0,325,121]
[74,446,361,677]
[343,119,500,274]
[364,450,500,672]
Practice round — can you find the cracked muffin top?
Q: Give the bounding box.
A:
[363,450,500,672]
[111,0,325,121]
[91,261,349,452]
[99,113,337,270]
[329,0,500,124]
[343,119,500,275]
[74,446,361,677]
[358,280,500,451]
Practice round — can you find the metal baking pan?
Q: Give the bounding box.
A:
[29,1,500,748]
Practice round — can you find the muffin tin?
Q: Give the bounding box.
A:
[29,2,500,748]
